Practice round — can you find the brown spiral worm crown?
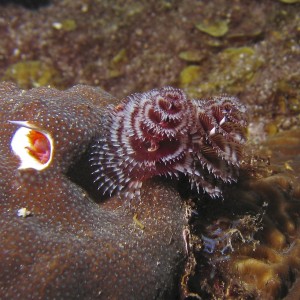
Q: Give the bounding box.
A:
[90,86,247,200]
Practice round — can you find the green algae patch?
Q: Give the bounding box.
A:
[205,39,223,47]
[3,61,61,89]
[179,65,202,87]
[265,122,278,136]
[182,46,264,96]
[111,49,128,65]
[196,19,229,37]
[178,51,204,63]
[108,49,128,78]
[273,77,300,115]
[52,19,77,31]
[210,47,263,91]
[279,0,300,3]
[222,46,255,56]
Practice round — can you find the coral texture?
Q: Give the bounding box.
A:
[0,82,185,299]
[91,86,247,199]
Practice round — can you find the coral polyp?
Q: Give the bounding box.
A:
[90,87,247,199]
[10,121,54,171]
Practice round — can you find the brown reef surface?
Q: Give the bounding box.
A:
[0,0,299,116]
[0,0,300,299]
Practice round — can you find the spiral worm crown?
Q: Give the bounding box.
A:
[90,86,247,199]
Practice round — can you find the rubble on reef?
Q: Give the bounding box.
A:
[182,129,300,298]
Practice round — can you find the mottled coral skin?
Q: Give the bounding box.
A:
[0,82,185,299]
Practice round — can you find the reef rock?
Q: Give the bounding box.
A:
[182,129,300,299]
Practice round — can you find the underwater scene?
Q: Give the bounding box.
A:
[0,0,300,299]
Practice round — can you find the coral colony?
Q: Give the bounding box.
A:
[1,83,185,299]
[90,86,247,200]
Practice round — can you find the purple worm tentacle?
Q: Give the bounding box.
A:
[90,87,247,200]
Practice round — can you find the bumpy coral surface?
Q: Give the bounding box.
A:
[0,82,186,299]
[91,86,246,200]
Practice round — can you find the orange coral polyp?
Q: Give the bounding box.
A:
[10,120,54,171]
[26,130,51,164]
